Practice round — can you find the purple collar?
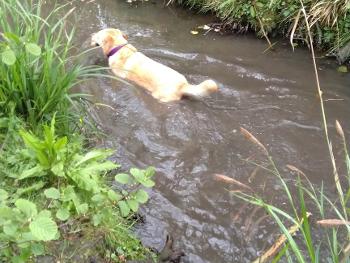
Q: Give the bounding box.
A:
[107,44,128,58]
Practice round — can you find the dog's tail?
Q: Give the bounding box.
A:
[181,79,218,99]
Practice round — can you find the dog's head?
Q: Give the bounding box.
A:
[91,28,128,55]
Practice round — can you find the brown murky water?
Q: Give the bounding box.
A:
[65,0,350,262]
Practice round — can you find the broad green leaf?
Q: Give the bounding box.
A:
[18,165,44,180]
[91,194,105,203]
[75,149,114,167]
[29,216,58,241]
[127,199,139,212]
[107,190,122,202]
[80,161,118,174]
[250,6,256,17]
[130,168,155,187]
[118,201,130,217]
[2,49,16,65]
[17,231,36,243]
[43,125,54,146]
[54,137,67,151]
[135,189,149,204]
[31,243,45,256]
[17,242,31,249]
[115,173,131,184]
[0,189,9,201]
[51,162,64,177]
[19,130,45,152]
[15,199,37,218]
[3,223,17,236]
[36,151,50,168]
[61,186,76,201]
[130,168,142,179]
[56,208,70,221]
[142,179,155,188]
[25,43,41,56]
[37,210,51,219]
[92,214,103,226]
[145,166,156,178]
[44,188,60,199]
[16,181,45,197]
[77,203,88,214]
[0,206,14,220]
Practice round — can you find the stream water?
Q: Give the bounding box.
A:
[67,0,350,262]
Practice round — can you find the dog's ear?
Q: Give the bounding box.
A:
[122,33,128,40]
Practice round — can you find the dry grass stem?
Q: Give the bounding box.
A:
[240,127,268,156]
[290,9,301,51]
[252,213,311,263]
[214,173,253,192]
[335,120,345,140]
[316,219,350,227]
[286,164,308,180]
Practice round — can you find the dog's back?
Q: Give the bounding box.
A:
[114,52,188,102]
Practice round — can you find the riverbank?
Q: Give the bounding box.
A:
[172,0,350,63]
[0,1,155,261]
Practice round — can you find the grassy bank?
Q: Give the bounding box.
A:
[0,1,154,262]
[173,0,350,62]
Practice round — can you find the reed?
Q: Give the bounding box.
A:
[234,1,350,261]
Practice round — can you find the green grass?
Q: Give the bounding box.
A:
[234,2,350,262]
[0,0,99,131]
[0,1,156,262]
[235,130,350,262]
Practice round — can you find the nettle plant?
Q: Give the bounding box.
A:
[0,117,155,259]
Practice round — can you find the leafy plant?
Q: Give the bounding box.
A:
[115,167,155,217]
[0,1,155,261]
[0,0,99,130]
[0,195,58,261]
[0,117,155,261]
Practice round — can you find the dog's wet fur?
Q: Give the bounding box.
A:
[91,28,218,102]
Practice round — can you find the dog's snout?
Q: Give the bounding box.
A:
[95,43,99,47]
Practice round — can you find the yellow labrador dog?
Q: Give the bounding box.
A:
[91,28,218,102]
